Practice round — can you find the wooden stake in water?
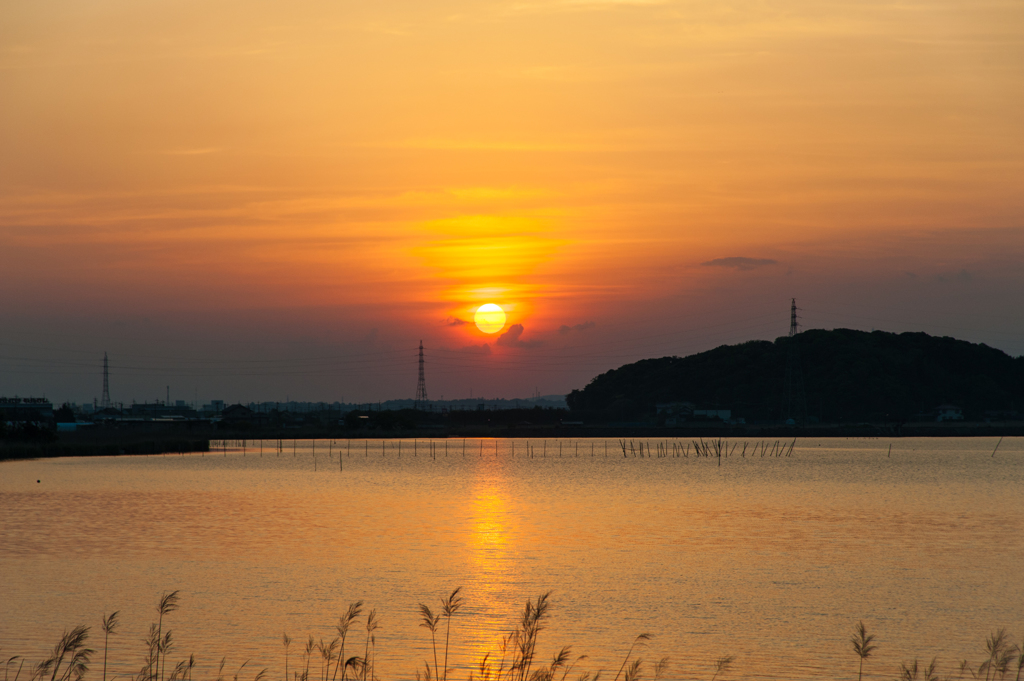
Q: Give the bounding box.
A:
[992,436,1003,457]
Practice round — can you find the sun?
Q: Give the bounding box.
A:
[474,303,506,334]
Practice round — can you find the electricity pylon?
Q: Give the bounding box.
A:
[415,340,428,407]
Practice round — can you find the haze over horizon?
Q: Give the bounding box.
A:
[2,0,1023,405]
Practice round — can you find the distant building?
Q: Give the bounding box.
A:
[201,400,225,415]
[936,404,964,422]
[93,407,124,421]
[656,402,695,425]
[0,397,54,426]
[220,404,267,426]
[129,402,198,419]
[693,409,732,421]
[656,403,738,425]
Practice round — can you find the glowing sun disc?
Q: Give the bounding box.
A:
[475,304,506,334]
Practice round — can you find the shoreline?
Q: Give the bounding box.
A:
[3,423,1022,461]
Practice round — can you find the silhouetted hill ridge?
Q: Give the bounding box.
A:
[566,329,1024,422]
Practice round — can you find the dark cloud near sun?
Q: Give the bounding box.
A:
[559,321,595,335]
[701,257,778,271]
[496,324,542,348]
[936,269,976,284]
[458,343,491,355]
[443,316,468,326]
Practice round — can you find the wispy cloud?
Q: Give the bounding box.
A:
[443,316,469,326]
[505,0,672,14]
[559,321,595,334]
[936,269,976,284]
[160,147,223,156]
[701,257,778,271]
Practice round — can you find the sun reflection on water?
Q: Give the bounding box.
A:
[466,456,521,668]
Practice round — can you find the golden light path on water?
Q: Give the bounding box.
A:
[467,459,518,669]
[1,438,1023,681]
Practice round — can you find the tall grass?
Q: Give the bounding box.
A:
[101,614,118,681]
[851,621,876,681]
[8,594,1023,681]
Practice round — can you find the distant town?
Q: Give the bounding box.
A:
[0,395,569,433]
[4,326,1024,460]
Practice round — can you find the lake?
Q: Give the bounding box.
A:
[1,437,1022,681]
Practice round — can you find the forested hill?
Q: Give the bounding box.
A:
[566,329,1024,423]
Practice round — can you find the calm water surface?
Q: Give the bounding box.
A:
[2,437,1022,681]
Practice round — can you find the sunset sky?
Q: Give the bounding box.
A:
[2,0,1023,405]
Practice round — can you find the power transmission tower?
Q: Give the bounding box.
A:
[783,300,807,424]
[101,352,111,409]
[415,340,428,407]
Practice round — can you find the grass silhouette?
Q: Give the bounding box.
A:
[7,594,1024,681]
[851,621,876,681]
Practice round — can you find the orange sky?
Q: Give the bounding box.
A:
[2,0,1023,403]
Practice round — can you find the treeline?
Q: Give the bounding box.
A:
[343,406,569,431]
[566,329,1024,423]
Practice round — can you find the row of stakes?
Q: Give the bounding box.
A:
[198,437,798,470]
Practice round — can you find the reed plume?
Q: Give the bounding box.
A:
[100,613,118,681]
[612,634,651,681]
[709,656,733,681]
[851,621,876,681]
[418,604,441,681]
[155,592,179,681]
[897,658,939,681]
[362,611,379,681]
[303,636,315,681]
[318,640,339,681]
[6,654,25,681]
[34,626,94,681]
[440,588,463,681]
[333,602,364,681]
[282,634,291,681]
[979,629,1015,681]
